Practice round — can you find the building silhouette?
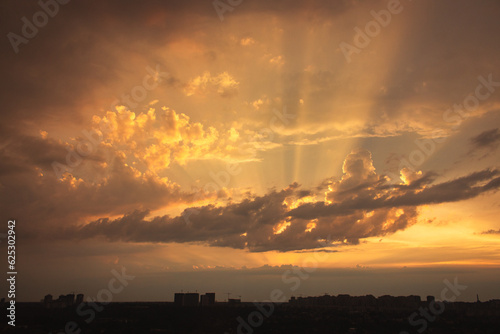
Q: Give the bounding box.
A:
[184,293,199,306]
[174,292,200,306]
[42,293,83,308]
[43,294,53,305]
[174,293,184,306]
[201,293,216,306]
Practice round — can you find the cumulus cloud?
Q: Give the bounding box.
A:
[0,99,298,241]
[87,105,284,172]
[0,125,208,237]
[68,149,500,252]
[240,37,256,46]
[92,106,221,171]
[184,72,239,98]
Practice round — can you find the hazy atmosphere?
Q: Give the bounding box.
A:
[1,0,499,304]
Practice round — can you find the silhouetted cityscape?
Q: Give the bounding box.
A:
[2,292,499,333]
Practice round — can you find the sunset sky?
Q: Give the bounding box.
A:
[1,0,499,302]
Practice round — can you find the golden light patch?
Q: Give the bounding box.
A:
[252,99,264,110]
[305,222,317,233]
[273,220,291,235]
[400,168,423,185]
[284,196,315,210]
[269,55,284,66]
[382,220,394,230]
[240,37,255,46]
[61,173,84,188]
[184,72,239,97]
[229,128,239,142]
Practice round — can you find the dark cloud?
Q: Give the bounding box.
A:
[293,249,339,254]
[290,169,500,219]
[0,134,199,237]
[2,0,499,138]
[0,0,352,136]
[470,128,500,150]
[72,187,295,252]
[0,134,104,176]
[66,150,500,252]
[481,229,500,235]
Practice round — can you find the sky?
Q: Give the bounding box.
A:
[0,0,499,303]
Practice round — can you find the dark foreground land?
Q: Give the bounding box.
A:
[2,301,500,334]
